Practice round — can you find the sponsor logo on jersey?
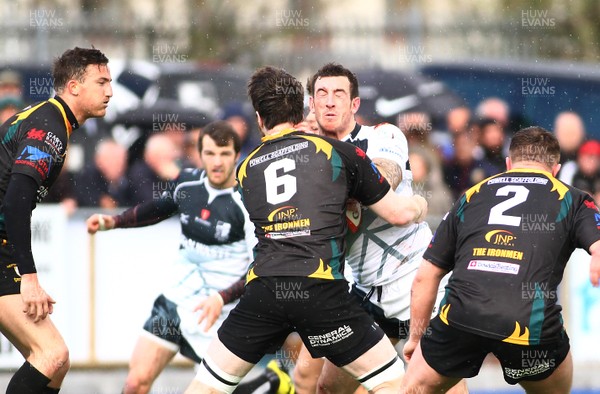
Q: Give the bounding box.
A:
[467,259,520,275]
[44,131,64,154]
[15,145,53,178]
[484,229,516,246]
[472,247,524,261]
[214,221,231,242]
[595,213,600,230]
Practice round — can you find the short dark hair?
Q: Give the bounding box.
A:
[248,66,304,130]
[52,47,109,92]
[310,63,359,99]
[198,120,241,154]
[509,126,560,168]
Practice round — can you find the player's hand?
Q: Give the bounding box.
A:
[20,273,55,323]
[86,214,115,234]
[194,293,224,332]
[403,338,419,363]
[412,195,428,223]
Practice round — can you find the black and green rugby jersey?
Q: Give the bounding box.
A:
[0,96,77,232]
[236,129,390,282]
[426,169,600,345]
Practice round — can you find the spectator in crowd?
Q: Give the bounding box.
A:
[0,96,24,124]
[433,105,472,162]
[446,106,472,135]
[220,101,260,160]
[126,133,181,205]
[0,69,23,98]
[0,70,25,124]
[409,147,453,226]
[478,117,507,173]
[475,96,510,131]
[571,139,600,204]
[76,139,129,208]
[182,128,203,168]
[397,111,433,149]
[554,111,586,184]
[443,131,496,200]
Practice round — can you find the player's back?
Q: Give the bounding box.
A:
[237,129,389,281]
[433,168,598,344]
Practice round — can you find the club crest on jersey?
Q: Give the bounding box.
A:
[584,199,599,212]
[26,128,46,141]
[355,146,367,159]
[201,209,211,220]
[345,199,362,233]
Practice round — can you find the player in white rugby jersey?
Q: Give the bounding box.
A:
[292,63,467,394]
[87,122,292,394]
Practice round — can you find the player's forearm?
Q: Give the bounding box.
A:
[368,190,427,226]
[113,199,176,228]
[218,276,246,304]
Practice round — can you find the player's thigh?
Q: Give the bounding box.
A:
[208,335,255,377]
[318,358,359,394]
[293,344,324,393]
[519,350,573,394]
[128,334,178,378]
[341,335,401,383]
[0,294,66,358]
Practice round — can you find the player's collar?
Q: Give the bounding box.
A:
[343,123,362,142]
[50,96,79,134]
[261,128,299,142]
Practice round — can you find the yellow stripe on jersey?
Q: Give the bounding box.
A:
[9,101,46,125]
[502,321,530,345]
[246,267,258,284]
[439,304,451,325]
[299,134,333,160]
[308,259,334,280]
[48,98,73,136]
[237,147,261,187]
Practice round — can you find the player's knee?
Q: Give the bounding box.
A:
[123,371,153,394]
[194,356,242,394]
[293,365,317,392]
[357,355,403,392]
[35,344,70,378]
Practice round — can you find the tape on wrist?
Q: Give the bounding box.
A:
[98,215,106,231]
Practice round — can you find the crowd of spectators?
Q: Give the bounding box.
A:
[1,69,598,219]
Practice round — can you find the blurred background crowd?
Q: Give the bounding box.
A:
[1,0,600,224]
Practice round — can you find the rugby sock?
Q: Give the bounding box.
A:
[42,387,61,393]
[6,361,51,394]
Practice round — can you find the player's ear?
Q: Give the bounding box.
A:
[308,96,315,112]
[66,79,79,96]
[351,96,360,115]
[505,157,512,171]
[551,163,561,177]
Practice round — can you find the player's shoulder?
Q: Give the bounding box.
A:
[177,167,205,184]
[361,123,405,140]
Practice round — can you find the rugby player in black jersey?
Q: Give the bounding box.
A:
[0,47,112,394]
[184,66,427,394]
[402,127,600,394]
